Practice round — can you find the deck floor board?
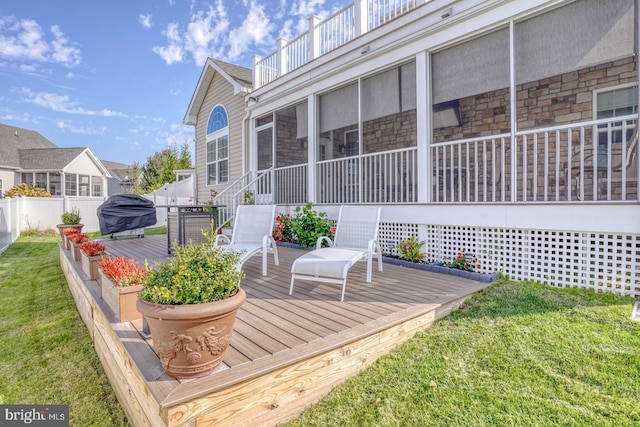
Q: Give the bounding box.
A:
[90,234,493,424]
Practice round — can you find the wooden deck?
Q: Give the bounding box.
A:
[60,234,494,427]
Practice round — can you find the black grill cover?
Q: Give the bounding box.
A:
[97,194,157,235]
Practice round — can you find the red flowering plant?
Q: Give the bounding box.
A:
[80,240,106,257]
[272,213,294,242]
[62,227,80,238]
[396,236,427,263]
[68,232,90,244]
[446,248,481,272]
[97,256,146,287]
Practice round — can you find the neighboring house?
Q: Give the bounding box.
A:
[101,160,141,195]
[0,123,111,198]
[184,0,639,297]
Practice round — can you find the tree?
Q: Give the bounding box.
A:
[140,143,192,193]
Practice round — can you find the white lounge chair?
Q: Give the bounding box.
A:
[214,205,279,276]
[289,205,383,301]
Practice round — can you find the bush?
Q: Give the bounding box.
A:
[273,213,294,242]
[61,207,82,225]
[289,202,334,248]
[3,183,51,198]
[139,243,243,305]
[396,236,427,263]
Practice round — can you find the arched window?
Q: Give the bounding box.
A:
[207,105,229,135]
[206,105,229,185]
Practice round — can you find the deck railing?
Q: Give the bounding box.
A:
[317,147,417,204]
[431,116,639,203]
[253,0,421,88]
[274,164,308,204]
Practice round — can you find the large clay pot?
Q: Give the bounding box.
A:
[136,288,246,379]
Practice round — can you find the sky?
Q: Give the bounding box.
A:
[0,0,341,166]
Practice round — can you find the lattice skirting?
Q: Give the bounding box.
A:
[379,222,640,298]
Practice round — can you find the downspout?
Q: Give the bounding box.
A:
[242,106,250,177]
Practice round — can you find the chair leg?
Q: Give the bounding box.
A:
[340,278,347,302]
[289,276,296,296]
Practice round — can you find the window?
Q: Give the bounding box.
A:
[595,84,637,165]
[49,173,61,196]
[92,176,102,197]
[35,173,47,189]
[78,175,90,196]
[206,105,229,185]
[21,173,33,185]
[65,174,77,196]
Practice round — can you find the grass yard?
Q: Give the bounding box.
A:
[1,231,638,426]
[286,282,640,427]
[0,235,129,426]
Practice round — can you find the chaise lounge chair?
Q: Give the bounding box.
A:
[214,204,279,276]
[289,205,383,301]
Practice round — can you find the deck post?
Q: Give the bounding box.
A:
[277,38,288,78]
[252,55,261,90]
[354,0,368,38]
[308,16,321,61]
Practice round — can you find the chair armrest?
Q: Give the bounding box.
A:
[214,234,230,246]
[316,236,333,249]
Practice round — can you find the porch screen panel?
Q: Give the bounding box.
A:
[515,0,635,85]
[275,103,307,168]
[431,28,509,104]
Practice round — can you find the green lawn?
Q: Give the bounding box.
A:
[0,235,129,426]
[285,282,640,427]
[1,232,638,427]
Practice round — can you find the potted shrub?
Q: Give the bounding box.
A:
[68,231,90,262]
[56,207,83,236]
[136,242,245,379]
[98,256,146,323]
[80,240,107,281]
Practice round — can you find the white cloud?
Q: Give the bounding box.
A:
[0,17,80,66]
[56,120,108,135]
[20,88,127,117]
[227,1,274,60]
[139,14,153,29]
[183,2,230,65]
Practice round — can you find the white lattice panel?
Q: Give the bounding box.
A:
[379,222,419,256]
[413,224,639,298]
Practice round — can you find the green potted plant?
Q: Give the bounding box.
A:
[80,240,107,281]
[98,256,146,323]
[56,207,83,236]
[136,241,245,379]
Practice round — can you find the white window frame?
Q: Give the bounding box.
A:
[206,104,230,186]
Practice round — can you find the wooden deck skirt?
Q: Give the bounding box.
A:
[59,234,493,427]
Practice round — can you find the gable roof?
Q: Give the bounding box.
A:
[183,58,252,125]
[0,123,111,177]
[101,160,136,182]
[0,123,56,169]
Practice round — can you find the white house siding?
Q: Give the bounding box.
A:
[195,72,246,204]
[64,152,104,175]
[0,169,16,196]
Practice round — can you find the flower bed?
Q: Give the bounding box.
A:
[382,257,499,283]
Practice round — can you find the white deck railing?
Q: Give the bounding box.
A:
[253,0,420,88]
[274,164,308,204]
[316,147,417,204]
[431,116,638,203]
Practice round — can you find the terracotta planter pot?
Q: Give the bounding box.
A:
[57,223,84,237]
[99,269,143,323]
[80,252,105,281]
[136,288,246,379]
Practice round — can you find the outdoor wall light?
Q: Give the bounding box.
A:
[248,96,259,102]
[432,99,462,129]
[441,8,453,19]
[361,45,370,55]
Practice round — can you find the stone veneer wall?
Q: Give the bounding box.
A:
[363,110,417,154]
[433,56,637,142]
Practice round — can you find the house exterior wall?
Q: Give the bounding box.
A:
[194,72,246,203]
[64,153,104,175]
[0,169,16,197]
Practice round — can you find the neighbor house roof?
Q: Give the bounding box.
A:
[0,123,111,177]
[183,58,252,125]
[101,160,136,182]
[0,123,56,169]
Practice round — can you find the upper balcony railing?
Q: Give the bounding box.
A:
[253,0,421,89]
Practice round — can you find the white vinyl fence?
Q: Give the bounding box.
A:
[0,176,196,255]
